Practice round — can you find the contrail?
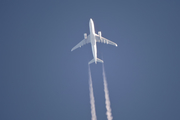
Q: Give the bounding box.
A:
[102,63,113,120]
[88,65,97,120]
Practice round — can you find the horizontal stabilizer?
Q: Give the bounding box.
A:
[97,58,104,63]
[88,58,104,64]
[88,59,95,64]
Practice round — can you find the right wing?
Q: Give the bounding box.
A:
[95,34,118,47]
[71,35,90,51]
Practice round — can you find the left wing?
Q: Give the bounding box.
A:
[95,34,118,47]
[71,35,90,51]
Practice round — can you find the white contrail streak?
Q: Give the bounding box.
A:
[88,65,97,120]
[102,64,113,120]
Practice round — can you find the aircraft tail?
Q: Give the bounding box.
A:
[88,58,104,64]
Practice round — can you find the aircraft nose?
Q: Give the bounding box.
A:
[90,18,93,23]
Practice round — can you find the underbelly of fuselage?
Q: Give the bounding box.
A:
[91,42,97,60]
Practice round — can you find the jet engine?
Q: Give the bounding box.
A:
[98,31,102,40]
[84,33,87,39]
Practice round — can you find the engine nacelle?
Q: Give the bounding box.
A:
[98,31,101,37]
[84,33,87,39]
[98,31,102,41]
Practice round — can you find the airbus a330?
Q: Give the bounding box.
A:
[71,18,118,64]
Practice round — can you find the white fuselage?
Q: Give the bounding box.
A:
[89,19,97,64]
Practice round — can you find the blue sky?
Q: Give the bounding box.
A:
[0,0,180,120]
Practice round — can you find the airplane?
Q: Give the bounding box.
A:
[71,18,118,64]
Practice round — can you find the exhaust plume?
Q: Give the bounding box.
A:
[88,65,97,120]
[102,64,113,120]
